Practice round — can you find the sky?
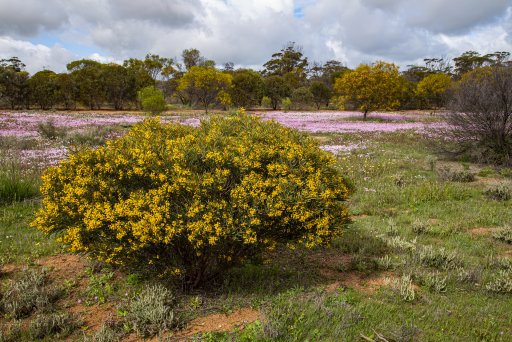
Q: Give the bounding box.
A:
[0,0,511,74]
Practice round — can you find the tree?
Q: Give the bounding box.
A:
[55,73,78,110]
[453,51,493,77]
[262,42,309,88]
[0,57,29,109]
[138,86,167,115]
[67,59,104,109]
[28,70,59,110]
[102,63,136,110]
[447,66,512,165]
[263,75,290,110]
[334,61,404,120]
[177,66,232,113]
[291,86,313,110]
[182,48,205,70]
[415,73,452,109]
[310,81,332,109]
[230,69,264,108]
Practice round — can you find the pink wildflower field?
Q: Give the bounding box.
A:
[0,110,443,167]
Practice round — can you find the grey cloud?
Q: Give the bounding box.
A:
[0,0,68,36]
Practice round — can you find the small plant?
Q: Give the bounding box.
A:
[386,275,416,302]
[0,320,22,342]
[418,245,461,270]
[384,236,417,252]
[377,255,394,270]
[421,271,447,293]
[456,267,481,284]
[492,227,512,244]
[281,97,292,112]
[411,219,430,235]
[28,312,81,340]
[126,284,181,337]
[426,155,437,172]
[437,166,475,182]
[81,322,122,342]
[485,270,512,294]
[85,268,115,304]
[138,86,167,115]
[37,120,67,140]
[0,268,61,319]
[385,220,399,236]
[484,184,511,201]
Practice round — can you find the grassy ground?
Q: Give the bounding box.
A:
[0,114,511,341]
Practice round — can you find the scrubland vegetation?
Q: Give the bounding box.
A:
[0,44,511,341]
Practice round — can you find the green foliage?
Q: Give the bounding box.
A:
[387,275,416,301]
[28,312,81,340]
[127,284,180,337]
[281,97,292,112]
[309,81,332,109]
[28,70,59,110]
[32,115,351,286]
[138,86,166,115]
[85,267,115,304]
[334,61,405,119]
[263,75,290,110]
[260,96,271,108]
[290,86,313,110]
[230,69,264,108]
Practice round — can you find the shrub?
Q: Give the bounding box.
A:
[37,121,67,140]
[484,184,511,201]
[28,312,81,340]
[138,86,167,115]
[32,115,351,286]
[0,268,61,319]
[436,166,475,182]
[447,66,512,165]
[485,270,512,294]
[127,284,180,337]
[261,96,272,108]
[417,245,461,270]
[492,227,512,244]
[386,275,415,301]
[281,97,292,112]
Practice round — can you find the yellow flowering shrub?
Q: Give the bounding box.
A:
[32,115,351,286]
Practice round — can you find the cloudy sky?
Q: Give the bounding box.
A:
[0,0,511,74]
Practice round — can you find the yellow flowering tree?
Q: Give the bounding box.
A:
[415,73,452,109]
[334,61,405,120]
[177,66,232,113]
[32,115,351,287]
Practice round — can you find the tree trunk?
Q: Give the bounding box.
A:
[363,109,368,120]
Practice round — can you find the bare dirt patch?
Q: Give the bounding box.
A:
[36,253,88,280]
[469,227,500,236]
[173,308,260,339]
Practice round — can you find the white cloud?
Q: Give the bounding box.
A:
[0,36,74,73]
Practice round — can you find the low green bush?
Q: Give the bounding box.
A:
[28,312,81,340]
[138,86,166,115]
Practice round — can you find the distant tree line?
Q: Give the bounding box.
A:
[0,43,510,112]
